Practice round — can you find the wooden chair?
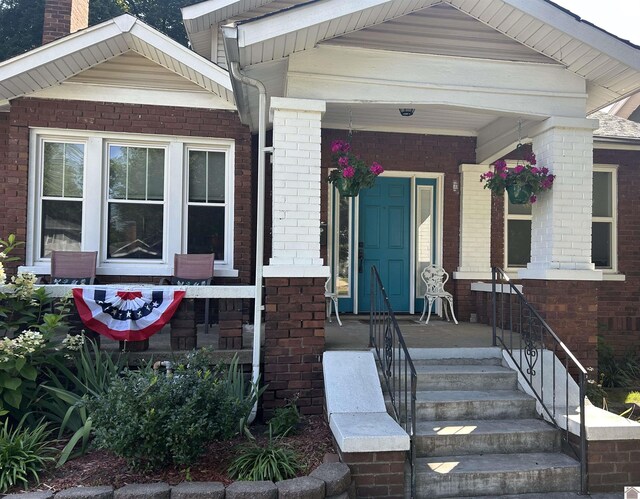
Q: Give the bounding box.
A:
[419,264,458,325]
[325,276,342,326]
[50,250,97,284]
[161,254,215,333]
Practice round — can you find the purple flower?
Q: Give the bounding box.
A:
[499,171,507,179]
[526,153,537,165]
[529,195,537,203]
[484,171,494,179]
[514,165,524,174]
[531,167,539,174]
[541,167,549,175]
[338,156,349,167]
[494,159,507,170]
[342,166,355,178]
[370,162,384,176]
[331,140,344,153]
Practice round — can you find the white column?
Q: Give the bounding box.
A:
[454,164,492,280]
[264,97,329,278]
[519,117,602,281]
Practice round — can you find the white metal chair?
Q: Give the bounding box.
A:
[419,264,458,325]
[325,277,342,326]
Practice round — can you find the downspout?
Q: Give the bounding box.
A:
[227,59,267,424]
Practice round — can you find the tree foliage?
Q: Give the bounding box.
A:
[0,0,202,62]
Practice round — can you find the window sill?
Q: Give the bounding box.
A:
[601,272,625,282]
[19,265,239,279]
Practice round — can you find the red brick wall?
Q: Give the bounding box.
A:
[593,149,640,358]
[42,0,89,44]
[588,439,640,492]
[1,97,254,284]
[263,277,325,416]
[338,449,406,498]
[320,129,477,316]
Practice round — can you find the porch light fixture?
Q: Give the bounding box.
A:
[399,108,415,117]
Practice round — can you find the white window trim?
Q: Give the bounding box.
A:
[24,128,237,278]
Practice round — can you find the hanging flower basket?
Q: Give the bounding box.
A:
[335,177,362,197]
[506,183,533,205]
[327,139,383,197]
[480,149,555,205]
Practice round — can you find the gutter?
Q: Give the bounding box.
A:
[222,23,267,424]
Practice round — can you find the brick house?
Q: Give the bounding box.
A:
[1,0,640,421]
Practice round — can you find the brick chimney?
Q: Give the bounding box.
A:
[42,0,89,45]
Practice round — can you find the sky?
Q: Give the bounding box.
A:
[553,0,640,45]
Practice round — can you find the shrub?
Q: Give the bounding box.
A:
[89,353,258,469]
[598,336,640,388]
[229,428,301,482]
[0,417,57,493]
[269,396,300,437]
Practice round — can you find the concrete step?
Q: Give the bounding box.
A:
[409,347,503,366]
[415,390,537,420]
[414,452,580,498]
[411,364,518,391]
[414,418,560,457]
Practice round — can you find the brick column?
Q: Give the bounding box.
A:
[338,450,406,498]
[218,298,243,350]
[587,440,640,492]
[263,98,329,416]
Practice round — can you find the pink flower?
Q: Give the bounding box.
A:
[484,171,494,179]
[526,153,537,165]
[529,195,537,203]
[342,166,355,178]
[499,171,507,179]
[331,140,344,153]
[531,167,539,174]
[541,167,549,175]
[514,165,524,174]
[370,162,384,176]
[338,156,349,167]
[494,159,507,170]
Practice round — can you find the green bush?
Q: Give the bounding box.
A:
[89,353,258,469]
[598,336,640,388]
[269,396,300,437]
[229,428,301,482]
[0,417,57,493]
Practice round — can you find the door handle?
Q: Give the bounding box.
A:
[358,242,364,273]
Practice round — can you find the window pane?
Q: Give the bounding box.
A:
[188,151,207,202]
[507,219,531,267]
[109,145,127,199]
[592,222,611,268]
[593,171,612,218]
[41,200,82,257]
[109,146,165,201]
[107,203,163,259]
[337,195,350,297]
[416,187,433,297]
[187,206,225,258]
[207,152,225,203]
[43,143,84,198]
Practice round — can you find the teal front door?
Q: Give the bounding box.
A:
[358,177,411,312]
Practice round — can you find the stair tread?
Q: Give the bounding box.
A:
[414,364,513,374]
[440,494,607,499]
[416,452,579,474]
[415,418,555,437]
[416,390,534,402]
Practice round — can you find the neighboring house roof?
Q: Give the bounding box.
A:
[608,93,640,121]
[592,111,640,142]
[187,0,640,114]
[0,14,234,108]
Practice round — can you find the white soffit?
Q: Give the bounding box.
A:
[225,0,640,112]
[0,14,234,107]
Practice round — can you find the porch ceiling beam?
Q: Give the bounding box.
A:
[476,117,539,165]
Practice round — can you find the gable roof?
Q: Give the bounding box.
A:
[592,111,640,141]
[0,14,234,108]
[193,0,640,113]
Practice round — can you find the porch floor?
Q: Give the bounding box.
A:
[325,314,500,350]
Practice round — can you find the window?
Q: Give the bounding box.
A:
[28,130,236,276]
[504,165,617,271]
[592,168,617,270]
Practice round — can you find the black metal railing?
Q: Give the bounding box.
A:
[491,267,587,494]
[369,266,417,498]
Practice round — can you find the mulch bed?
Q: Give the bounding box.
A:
[25,415,335,494]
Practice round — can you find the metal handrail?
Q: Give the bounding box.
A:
[369,266,417,499]
[491,267,587,494]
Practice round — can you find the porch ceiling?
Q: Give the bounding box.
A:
[0,14,234,107]
[217,0,640,114]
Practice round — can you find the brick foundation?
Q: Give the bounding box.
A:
[588,439,640,492]
[338,449,406,498]
[263,277,325,418]
[218,298,243,349]
[522,280,598,370]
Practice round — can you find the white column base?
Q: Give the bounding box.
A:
[518,267,603,281]
[453,271,493,280]
[263,265,330,278]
